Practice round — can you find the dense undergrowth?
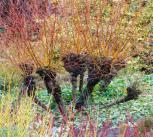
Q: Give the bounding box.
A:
[0,59,153,136]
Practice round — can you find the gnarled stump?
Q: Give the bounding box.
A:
[76,56,126,110]
[101,86,141,108]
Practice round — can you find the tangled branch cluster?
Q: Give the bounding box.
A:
[0,0,147,119]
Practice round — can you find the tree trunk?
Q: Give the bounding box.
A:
[36,68,67,122]
[62,53,87,104]
[79,73,84,93]
[70,73,78,103]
